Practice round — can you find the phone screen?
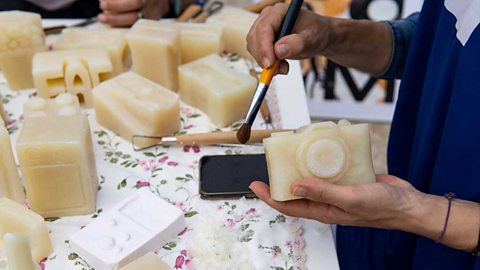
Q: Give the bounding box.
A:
[199,154,269,199]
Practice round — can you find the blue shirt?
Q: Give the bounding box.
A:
[337,1,480,269]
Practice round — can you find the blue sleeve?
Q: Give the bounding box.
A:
[378,13,420,80]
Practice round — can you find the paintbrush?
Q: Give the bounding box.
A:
[132,129,288,151]
[237,0,304,143]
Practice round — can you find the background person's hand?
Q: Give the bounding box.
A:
[98,0,170,27]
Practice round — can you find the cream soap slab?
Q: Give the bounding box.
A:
[3,233,38,270]
[0,11,46,90]
[0,197,52,263]
[16,94,98,217]
[70,189,185,270]
[264,120,376,201]
[54,28,130,78]
[119,252,172,270]
[0,122,25,203]
[32,48,112,107]
[179,23,223,64]
[126,19,180,91]
[93,72,180,148]
[206,6,257,59]
[178,54,256,127]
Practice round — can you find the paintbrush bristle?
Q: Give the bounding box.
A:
[236,124,251,144]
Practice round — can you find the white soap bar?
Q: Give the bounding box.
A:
[54,28,130,78]
[17,94,98,217]
[264,120,376,201]
[119,252,171,270]
[70,189,185,270]
[32,48,112,107]
[206,7,257,59]
[93,72,180,148]
[178,54,256,127]
[0,122,24,203]
[4,233,38,270]
[0,198,52,263]
[126,20,180,91]
[0,11,46,90]
[179,23,223,64]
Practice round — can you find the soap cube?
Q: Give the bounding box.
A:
[126,20,180,91]
[179,23,223,64]
[32,48,112,107]
[178,54,256,127]
[54,28,130,78]
[0,11,46,90]
[206,7,257,59]
[23,93,80,119]
[0,198,52,263]
[17,94,98,217]
[119,252,171,270]
[93,72,180,148]
[0,123,24,203]
[264,120,376,201]
[70,189,185,270]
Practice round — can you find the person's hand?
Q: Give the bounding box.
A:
[98,0,170,27]
[250,175,423,229]
[247,3,333,74]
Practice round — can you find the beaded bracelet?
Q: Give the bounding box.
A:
[436,192,455,244]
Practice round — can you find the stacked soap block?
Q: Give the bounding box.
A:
[179,23,223,64]
[0,118,24,203]
[16,94,98,217]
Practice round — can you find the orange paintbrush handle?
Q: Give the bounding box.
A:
[259,59,280,84]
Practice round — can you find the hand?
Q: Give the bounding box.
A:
[98,0,170,27]
[246,3,333,74]
[250,175,422,229]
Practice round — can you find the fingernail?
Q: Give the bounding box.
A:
[262,57,271,68]
[98,14,107,22]
[276,44,289,58]
[293,187,305,196]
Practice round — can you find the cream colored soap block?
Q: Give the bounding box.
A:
[178,54,256,127]
[119,252,172,270]
[32,48,112,107]
[4,233,38,270]
[54,28,130,78]
[206,7,257,59]
[179,23,223,64]
[0,197,52,263]
[126,20,180,91]
[0,11,46,90]
[0,122,24,203]
[17,94,98,217]
[264,120,376,201]
[93,72,180,148]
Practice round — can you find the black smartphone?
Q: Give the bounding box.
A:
[199,154,269,199]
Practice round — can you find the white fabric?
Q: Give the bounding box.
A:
[25,0,78,11]
[444,0,480,46]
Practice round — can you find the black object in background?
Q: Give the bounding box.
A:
[0,0,101,19]
[199,154,269,199]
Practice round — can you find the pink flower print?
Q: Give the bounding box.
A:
[135,181,150,188]
[272,250,279,257]
[234,215,244,223]
[39,257,47,270]
[188,160,199,169]
[140,159,159,171]
[285,240,293,249]
[216,204,224,211]
[185,259,191,267]
[167,161,179,167]
[174,255,185,269]
[7,119,16,126]
[183,145,201,153]
[178,227,188,236]
[181,250,188,257]
[225,218,235,228]
[245,208,257,217]
[184,124,194,129]
[173,201,186,212]
[158,156,169,163]
[183,145,191,152]
[192,145,200,153]
[180,107,193,115]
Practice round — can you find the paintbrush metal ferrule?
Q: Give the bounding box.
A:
[244,82,269,125]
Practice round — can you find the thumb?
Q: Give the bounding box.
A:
[291,179,356,208]
[274,33,306,59]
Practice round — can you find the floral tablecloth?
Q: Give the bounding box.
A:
[0,48,338,269]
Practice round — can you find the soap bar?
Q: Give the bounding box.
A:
[119,252,171,270]
[54,28,130,78]
[32,48,112,107]
[4,233,38,270]
[93,72,180,148]
[178,54,256,127]
[264,120,376,201]
[0,198,52,263]
[0,11,46,90]
[70,189,185,270]
[0,122,25,203]
[126,20,180,91]
[179,23,223,64]
[206,7,257,59]
[17,94,98,217]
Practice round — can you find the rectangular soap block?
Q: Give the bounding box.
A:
[17,94,98,217]
[264,120,376,201]
[206,7,257,59]
[54,28,130,78]
[70,189,185,270]
[178,54,256,127]
[32,48,112,107]
[93,72,180,148]
[0,11,46,90]
[179,23,223,64]
[0,123,24,203]
[0,197,52,263]
[119,252,171,270]
[126,20,180,91]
